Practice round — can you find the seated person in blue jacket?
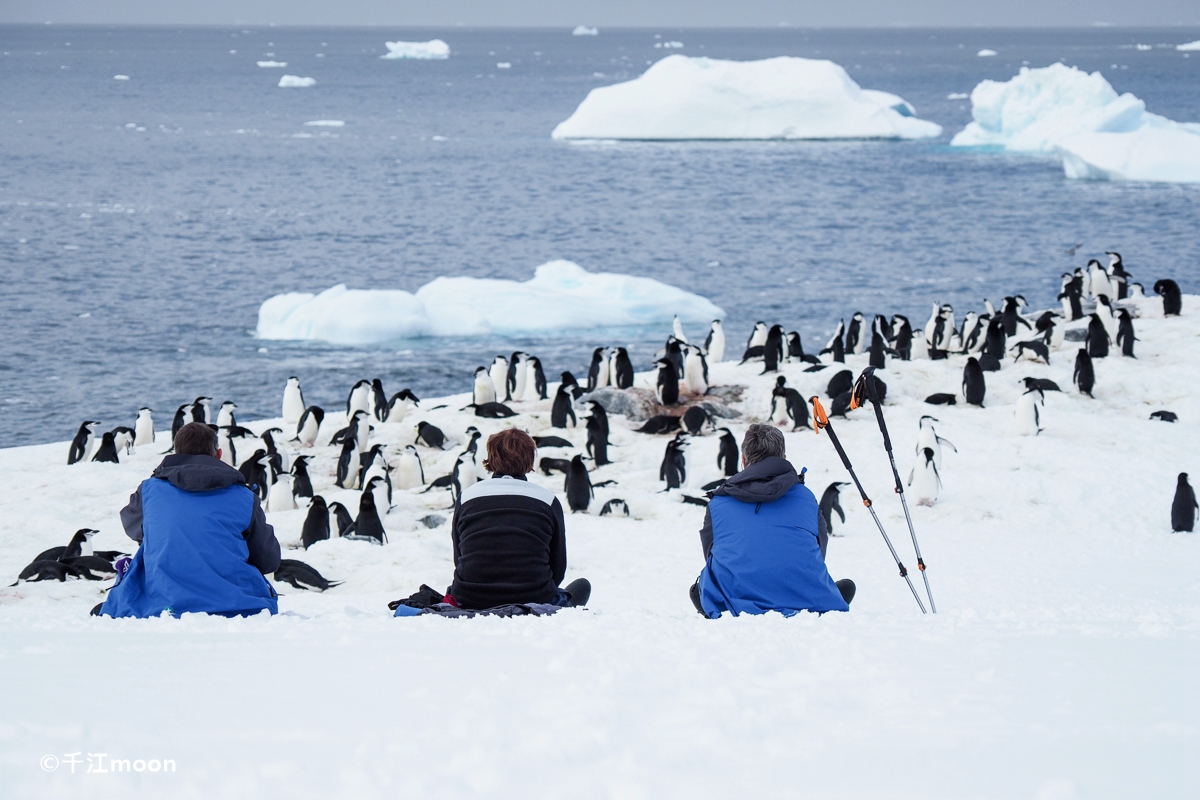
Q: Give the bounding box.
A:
[100,422,282,618]
[447,428,590,610]
[691,423,855,618]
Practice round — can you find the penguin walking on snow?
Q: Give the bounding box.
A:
[660,434,687,490]
[551,383,577,428]
[68,421,101,465]
[283,376,305,424]
[916,416,956,471]
[716,428,739,477]
[1154,279,1182,316]
[1073,349,1096,397]
[655,358,680,406]
[565,455,593,512]
[1116,309,1137,357]
[134,408,155,447]
[295,406,324,447]
[907,448,941,507]
[771,377,809,431]
[1015,389,1044,436]
[819,482,848,536]
[704,320,725,363]
[1172,473,1198,532]
[963,358,986,407]
[473,366,497,406]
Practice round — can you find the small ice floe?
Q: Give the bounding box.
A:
[279,75,315,88]
[497,62,511,69]
[947,92,969,100]
[113,74,130,80]
[1177,40,1200,51]
[977,49,998,57]
[257,60,287,68]
[303,120,344,127]
[573,26,599,36]
[380,40,450,60]
[655,41,684,49]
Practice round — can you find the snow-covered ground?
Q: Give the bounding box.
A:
[551,55,942,141]
[2,292,1198,798]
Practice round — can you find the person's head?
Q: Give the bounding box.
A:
[175,421,219,457]
[483,428,537,477]
[741,423,786,468]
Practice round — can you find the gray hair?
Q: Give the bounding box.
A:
[742,423,786,465]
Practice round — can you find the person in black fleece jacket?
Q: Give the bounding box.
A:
[449,428,591,610]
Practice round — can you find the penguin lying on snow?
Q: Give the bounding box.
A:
[924,393,957,406]
[599,498,630,517]
[1022,377,1062,393]
[414,421,448,449]
[1150,410,1178,423]
[635,415,682,435]
[274,559,342,592]
[533,435,573,449]
[471,402,517,418]
[540,457,572,477]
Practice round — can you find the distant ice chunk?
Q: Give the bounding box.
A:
[654,41,684,49]
[497,62,511,69]
[113,74,129,80]
[947,92,969,100]
[573,26,599,36]
[977,49,998,57]
[380,40,450,60]
[256,260,725,345]
[551,55,942,141]
[304,120,344,127]
[1059,127,1200,183]
[257,60,287,67]
[1178,40,1200,51]
[278,75,315,88]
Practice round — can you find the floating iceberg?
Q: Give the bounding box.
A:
[1059,128,1200,183]
[551,55,942,141]
[278,75,315,88]
[977,49,998,57]
[256,260,725,345]
[1177,40,1200,51]
[304,120,344,127]
[380,40,450,60]
[572,26,599,36]
[257,60,287,68]
[113,74,129,81]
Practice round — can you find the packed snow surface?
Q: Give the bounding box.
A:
[572,25,599,36]
[2,287,1197,797]
[379,39,450,60]
[256,260,726,345]
[277,75,315,88]
[551,55,942,140]
[1177,40,1200,51]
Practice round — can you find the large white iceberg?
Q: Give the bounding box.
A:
[1177,40,1200,51]
[256,260,725,345]
[551,55,942,141]
[380,40,450,60]
[950,63,1200,183]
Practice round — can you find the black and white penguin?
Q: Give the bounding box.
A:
[682,345,709,395]
[1171,473,1198,532]
[1073,349,1095,397]
[762,325,785,373]
[397,444,424,489]
[916,416,956,471]
[170,405,189,443]
[415,421,448,449]
[681,405,711,435]
[770,377,809,431]
[845,312,865,355]
[922,303,941,349]
[704,321,725,363]
[363,475,393,516]
[635,415,682,435]
[295,406,324,447]
[746,321,769,351]
[507,352,529,402]
[586,347,609,392]
[274,559,341,592]
[188,397,211,425]
[786,331,816,364]
[665,338,685,379]
[1012,340,1050,365]
[565,454,593,512]
[67,421,101,465]
[599,498,630,517]
[110,426,135,455]
[328,501,353,537]
[1150,410,1178,422]
[1095,295,1117,341]
[584,401,611,466]
[347,488,387,544]
[660,434,687,490]
[291,456,314,498]
[472,366,497,406]
[1001,297,1032,337]
[561,371,584,400]
[371,379,389,421]
[1058,274,1084,321]
[655,358,680,406]
[959,311,982,354]
[1116,309,1137,357]
[217,401,237,428]
[716,427,739,477]
[91,431,120,463]
[672,315,689,343]
[283,376,306,425]
[1085,314,1110,358]
[1154,279,1182,317]
[1107,252,1129,300]
[386,389,420,423]
[889,315,913,361]
[868,329,886,370]
[239,449,272,500]
[826,369,854,400]
[1087,259,1110,302]
[134,407,155,447]
[819,482,848,536]
[217,426,237,467]
[345,379,371,417]
[907,447,941,507]
[551,383,578,428]
[335,436,361,490]
[57,528,98,561]
[820,320,846,363]
[610,347,634,389]
[1022,377,1062,393]
[267,472,297,512]
[526,357,548,400]
[1015,388,1044,436]
[962,358,986,407]
[982,316,1006,361]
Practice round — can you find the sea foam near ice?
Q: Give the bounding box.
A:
[278,75,316,88]
[380,40,450,60]
[551,55,941,141]
[256,260,725,345]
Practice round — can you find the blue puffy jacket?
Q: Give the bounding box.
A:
[697,456,848,618]
[101,455,281,618]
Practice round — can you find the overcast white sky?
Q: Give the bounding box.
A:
[3,0,1198,28]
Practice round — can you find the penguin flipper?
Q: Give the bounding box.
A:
[937,436,958,453]
[832,498,845,525]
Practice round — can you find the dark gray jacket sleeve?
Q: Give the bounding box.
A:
[120,488,144,543]
[699,508,713,560]
[243,497,282,574]
[549,498,567,587]
[817,513,829,561]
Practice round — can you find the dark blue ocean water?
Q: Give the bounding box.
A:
[2,25,1199,447]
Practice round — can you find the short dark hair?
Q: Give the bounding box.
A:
[742,423,785,465]
[483,428,536,477]
[175,421,218,456]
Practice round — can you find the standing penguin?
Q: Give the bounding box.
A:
[295,406,324,447]
[746,321,769,350]
[1095,295,1118,341]
[660,434,687,490]
[1106,252,1129,299]
[963,358,986,407]
[821,320,846,363]
[716,428,739,477]
[473,366,497,406]
[672,315,689,343]
[1115,309,1137,357]
[664,338,685,379]
[655,358,680,406]
[704,321,726,363]
[819,482,848,536]
[217,401,238,428]
[371,379,389,422]
[565,454,593,513]
[397,445,425,489]
[190,397,212,425]
[328,502,354,538]
[267,474,298,512]
[586,348,609,391]
[1088,260,1110,302]
[489,356,510,402]
[526,356,549,399]
[345,380,371,417]
[682,346,709,395]
[762,325,785,373]
[291,456,314,499]
[1154,279,1182,316]
[845,312,865,355]
[335,436,361,490]
[916,416,956,471]
[551,383,578,428]
[1059,278,1084,322]
[217,426,237,467]
[134,407,155,447]
[348,488,387,544]
[1073,349,1095,397]
[1014,389,1044,436]
[300,496,331,549]
[584,401,611,466]
[1085,314,1110,358]
[770,377,809,431]
[868,329,887,370]
[67,421,101,465]
[610,347,634,389]
[91,432,120,463]
[890,315,913,361]
[283,377,306,425]
[1171,473,1198,532]
[907,447,941,507]
[507,352,529,402]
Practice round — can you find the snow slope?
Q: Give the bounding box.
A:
[1,293,1197,798]
[551,55,942,140]
[256,260,726,345]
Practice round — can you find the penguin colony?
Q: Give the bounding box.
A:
[14,254,1197,590]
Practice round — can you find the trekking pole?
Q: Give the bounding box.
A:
[810,397,927,614]
[850,368,937,613]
